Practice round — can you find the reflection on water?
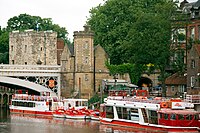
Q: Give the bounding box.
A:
[0,108,166,133]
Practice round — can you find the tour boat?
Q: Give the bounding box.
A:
[9,90,62,117]
[99,90,200,133]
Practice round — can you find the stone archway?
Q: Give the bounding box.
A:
[137,77,152,88]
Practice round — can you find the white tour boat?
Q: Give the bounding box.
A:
[99,90,200,133]
[9,90,62,117]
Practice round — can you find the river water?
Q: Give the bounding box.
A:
[0,108,151,133]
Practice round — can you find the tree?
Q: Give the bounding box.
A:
[7,14,69,43]
[88,0,178,96]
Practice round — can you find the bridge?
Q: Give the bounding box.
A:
[0,64,61,107]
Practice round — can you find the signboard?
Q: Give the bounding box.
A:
[171,102,185,109]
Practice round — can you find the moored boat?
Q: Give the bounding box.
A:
[53,108,66,118]
[99,90,200,132]
[65,107,90,119]
[9,90,62,117]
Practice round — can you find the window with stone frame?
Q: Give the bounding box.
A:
[11,45,14,51]
[83,41,89,49]
[84,57,88,64]
[191,60,195,68]
[25,45,27,53]
[190,27,195,40]
[191,76,195,87]
[171,86,175,92]
[85,74,88,81]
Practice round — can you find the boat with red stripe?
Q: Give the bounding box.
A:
[99,90,200,132]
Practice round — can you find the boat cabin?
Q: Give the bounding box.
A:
[158,109,199,127]
[63,99,88,110]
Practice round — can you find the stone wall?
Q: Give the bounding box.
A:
[9,30,57,65]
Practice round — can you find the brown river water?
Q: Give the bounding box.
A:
[0,108,166,133]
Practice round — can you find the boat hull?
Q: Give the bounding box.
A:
[100,118,199,133]
[65,115,90,119]
[10,109,53,118]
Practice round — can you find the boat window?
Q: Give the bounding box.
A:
[105,106,114,119]
[76,101,79,107]
[170,114,176,120]
[148,110,158,124]
[160,113,163,119]
[116,107,129,120]
[82,101,88,106]
[164,114,168,120]
[194,114,199,120]
[186,114,192,120]
[130,108,139,121]
[178,114,184,120]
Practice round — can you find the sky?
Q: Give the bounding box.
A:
[0,0,198,41]
[0,0,104,41]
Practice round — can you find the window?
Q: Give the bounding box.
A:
[194,114,199,120]
[170,114,176,120]
[164,114,169,120]
[105,106,114,119]
[25,45,27,53]
[186,114,192,120]
[85,74,88,81]
[25,62,27,65]
[148,110,158,124]
[191,60,195,68]
[191,76,195,87]
[11,45,14,51]
[12,60,14,64]
[84,41,89,49]
[171,86,175,92]
[84,57,88,64]
[116,107,129,120]
[190,27,195,40]
[178,114,184,120]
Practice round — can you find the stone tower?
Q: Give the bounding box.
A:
[73,25,94,98]
[9,30,58,65]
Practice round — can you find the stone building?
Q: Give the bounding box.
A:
[60,26,123,98]
[9,29,63,65]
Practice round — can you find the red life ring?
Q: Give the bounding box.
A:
[160,102,168,108]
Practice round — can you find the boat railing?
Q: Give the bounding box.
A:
[12,94,51,102]
[185,95,200,104]
[107,96,163,104]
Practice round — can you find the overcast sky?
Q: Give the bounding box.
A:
[0,0,198,40]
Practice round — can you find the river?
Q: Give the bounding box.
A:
[0,108,149,133]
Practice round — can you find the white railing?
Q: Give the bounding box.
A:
[185,95,200,104]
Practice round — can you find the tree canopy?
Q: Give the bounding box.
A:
[88,0,178,92]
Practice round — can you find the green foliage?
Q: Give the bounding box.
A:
[88,0,178,95]
[6,14,69,43]
[106,61,146,84]
[171,47,186,75]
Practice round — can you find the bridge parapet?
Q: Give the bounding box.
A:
[0,64,60,72]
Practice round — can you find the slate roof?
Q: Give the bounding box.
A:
[165,73,186,85]
[192,0,200,9]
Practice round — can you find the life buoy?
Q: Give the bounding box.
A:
[160,102,168,108]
